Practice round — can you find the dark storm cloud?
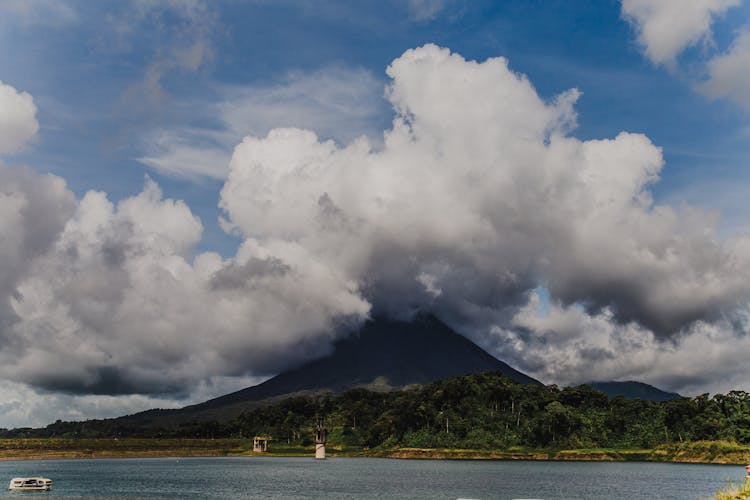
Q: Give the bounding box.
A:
[29,366,183,396]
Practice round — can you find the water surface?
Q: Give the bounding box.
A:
[0,457,744,499]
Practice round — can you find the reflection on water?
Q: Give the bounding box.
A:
[0,456,744,499]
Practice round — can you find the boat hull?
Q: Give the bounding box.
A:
[8,477,52,491]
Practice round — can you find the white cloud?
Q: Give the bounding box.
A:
[138,66,387,179]
[219,44,750,393]
[698,29,750,108]
[621,0,740,65]
[492,292,750,395]
[0,81,39,154]
[0,164,75,338]
[2,175,368,396]
[4,45,750,427]
[221,45,750,337]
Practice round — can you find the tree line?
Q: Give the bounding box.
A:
[3,372,750,450]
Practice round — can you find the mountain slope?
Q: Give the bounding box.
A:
[197,313,539,408]
[585,381,680,401]
[126,314,540,424]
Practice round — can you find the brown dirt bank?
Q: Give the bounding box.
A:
[363,443,750,464]
[1,439,749,465]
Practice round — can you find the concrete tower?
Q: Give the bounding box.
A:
[315,427,327,460]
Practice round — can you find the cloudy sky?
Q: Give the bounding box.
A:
[1,0,750,428]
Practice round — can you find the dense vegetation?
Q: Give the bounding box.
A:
[3,372,750,452]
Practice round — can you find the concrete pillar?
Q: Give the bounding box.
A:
[315,428,327,460]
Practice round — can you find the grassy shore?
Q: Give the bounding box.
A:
[713,479,750,499]
[653,441,750,465]
[0,439,749,464]
[0,438,248,460]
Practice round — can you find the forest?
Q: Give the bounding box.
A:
[4,372,750,452]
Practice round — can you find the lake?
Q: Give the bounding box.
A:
[0,457,744,499]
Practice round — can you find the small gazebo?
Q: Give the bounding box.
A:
[253,436,270,452]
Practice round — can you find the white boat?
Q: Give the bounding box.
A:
[8,477,52,491]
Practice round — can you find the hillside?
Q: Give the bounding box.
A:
[23,371,750,454]
[121,314,540,424]
[586,381,680,401]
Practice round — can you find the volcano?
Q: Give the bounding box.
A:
[124,314,540,424]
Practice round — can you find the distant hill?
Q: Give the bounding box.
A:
[124,313,540,425]
[584,381,680,401]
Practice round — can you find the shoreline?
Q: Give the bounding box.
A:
[0,439,749,465]
[357,447,748,464]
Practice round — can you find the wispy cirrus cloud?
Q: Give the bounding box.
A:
[405,0,448,21]
[138,66,388,179]
[108,0,218,151]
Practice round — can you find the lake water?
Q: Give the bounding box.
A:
[0,456,745,499]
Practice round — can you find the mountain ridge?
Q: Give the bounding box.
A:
[192,313,540,408]
[585,380,680,401]
[121,314,540,424]
[115,316,681,428]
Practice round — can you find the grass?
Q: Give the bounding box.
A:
[655,441,750,464]
[713,479,750,499]
[0,438,249,460]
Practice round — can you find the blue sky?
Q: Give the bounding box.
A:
[3,0,748,254]
[2,0,750,427]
